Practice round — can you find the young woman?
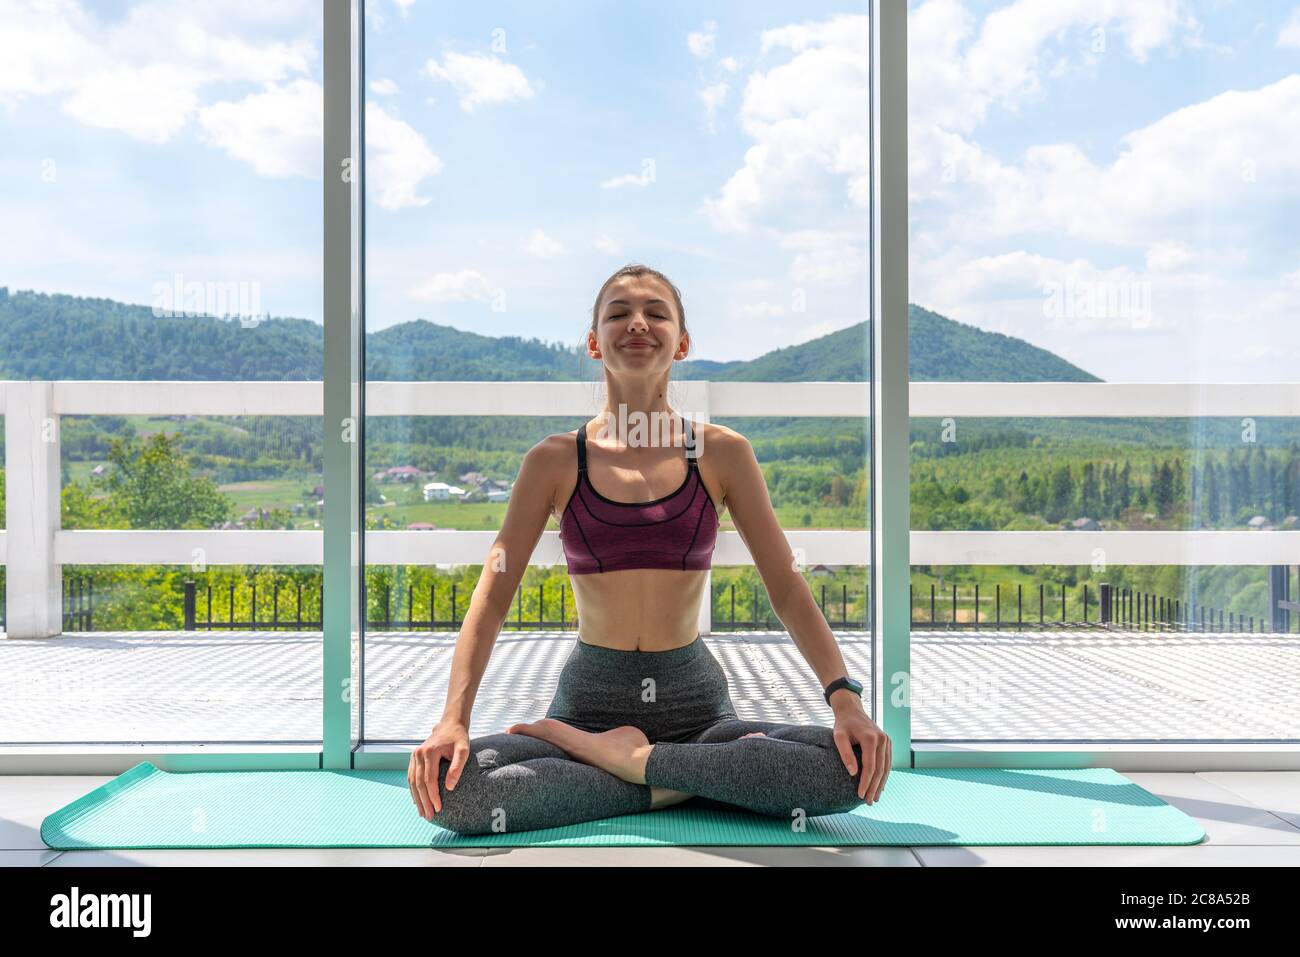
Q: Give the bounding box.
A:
[408,264,891,835]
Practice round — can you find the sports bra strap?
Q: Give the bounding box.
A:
[576,419,588,473]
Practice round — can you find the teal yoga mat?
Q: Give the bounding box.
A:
[41,761,1205,848]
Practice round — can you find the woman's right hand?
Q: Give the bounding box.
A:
[409,719,470,821]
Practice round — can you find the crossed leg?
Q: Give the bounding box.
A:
[510,716,867,821]
[647,717,868,818]
[427,730,653,836]
[429,717,868,836]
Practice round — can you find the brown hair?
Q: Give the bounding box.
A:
[590,264,688,355]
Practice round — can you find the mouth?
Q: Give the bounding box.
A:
[622,341,657,349]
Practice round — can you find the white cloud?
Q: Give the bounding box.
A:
[688,21,717,59]
[908,0,1196,137]
[733,301,785,318]
[918,74,1300,248]
[0,0,316,140]
[593,233,621,254]
[409,269,494,302]
[198,84,442,208]
[422,51,536,113]
[365,101,444,210]
[1279,7,1300,49]
[718,56,742,73]
[198,78,321,177]
[523,228,566,258]
[700,13,870,235]
[394,0,416,17]
[600,162,656,189]
[63,63,199,142]
[370,77,400,96]
[699,82,728,131]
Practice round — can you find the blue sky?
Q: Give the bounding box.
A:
[2,0,1299,382]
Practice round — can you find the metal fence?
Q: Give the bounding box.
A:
[6,567,1291,635]
[910,574,1297,633]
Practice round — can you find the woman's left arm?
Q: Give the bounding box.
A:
[711,425,891,804]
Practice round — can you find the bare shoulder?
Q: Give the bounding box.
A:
[695,420,750,461]
[525,428,581,514]
[694,421,753,496]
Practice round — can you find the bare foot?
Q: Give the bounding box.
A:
[508,718,653,784]
[741,732,767,738]
[650,787,694,810]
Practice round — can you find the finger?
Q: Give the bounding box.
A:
[867,731,890,803]
[426,749,445,814]
[831,727,858,776]
[875,736,892,801]
[411,752,432,820]
[855,737,875,801]
[445,742,469,792]
[408,760,421,815]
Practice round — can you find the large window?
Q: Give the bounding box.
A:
[359,0,875,742]
[906,0,1300,742]
[0,1,324,744]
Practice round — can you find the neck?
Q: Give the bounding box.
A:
[601,372,673,420]
[592,390,686,449]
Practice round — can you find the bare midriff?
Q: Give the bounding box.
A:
[568,567,712,651]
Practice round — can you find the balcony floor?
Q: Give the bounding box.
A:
[3,629,1299,867]
[1,628,1297,743]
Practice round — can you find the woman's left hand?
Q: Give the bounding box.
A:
[830,700,891,805]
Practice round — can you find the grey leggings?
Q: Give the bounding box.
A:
[430,636,865,835]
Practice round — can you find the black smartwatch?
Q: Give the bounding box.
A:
[823,676,864,707]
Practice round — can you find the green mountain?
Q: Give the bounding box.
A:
[0,287,1101,383]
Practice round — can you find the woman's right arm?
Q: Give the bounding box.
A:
[410,436,562,819]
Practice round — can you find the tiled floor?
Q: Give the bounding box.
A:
[3,770,1299,866]
[3,629,1298,741]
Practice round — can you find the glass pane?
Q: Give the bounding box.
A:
[361,0,875,759]
[907,0,1299,742]
[0,2,324,744]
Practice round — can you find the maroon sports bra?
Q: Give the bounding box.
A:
[559,417,719,575]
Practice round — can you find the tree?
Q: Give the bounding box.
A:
[104,432,231,529]
[1048,464,1074,521]
[1154,460,1175,518]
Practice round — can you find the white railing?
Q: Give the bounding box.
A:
[3,379,1297,638]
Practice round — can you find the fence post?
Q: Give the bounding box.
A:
[1269,565,1289,632]
[4,381,61,638]
[1099,582,1111,625]
[184,581,196,631]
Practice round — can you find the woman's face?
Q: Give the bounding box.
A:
[590,277,686,373]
